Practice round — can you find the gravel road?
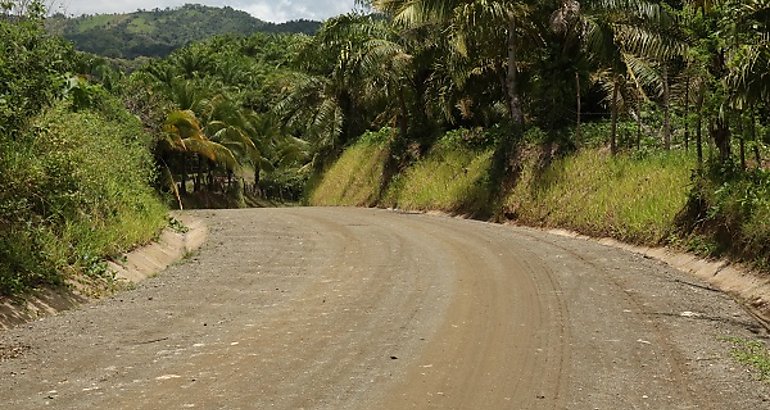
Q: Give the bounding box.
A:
[1,207,769,409]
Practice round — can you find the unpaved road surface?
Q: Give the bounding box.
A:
[1,208,769,409]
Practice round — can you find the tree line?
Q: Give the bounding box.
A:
[275,0,768,168]
[46,4,321,59]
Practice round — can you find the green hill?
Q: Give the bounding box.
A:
[46,4,320,59]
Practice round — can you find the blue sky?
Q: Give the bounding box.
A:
[54,1,358,23]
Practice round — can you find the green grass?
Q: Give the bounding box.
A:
[126,17,153,34]
[504,149,695,244]
[0,101,168,294]
[75,15,122,33]
[725,337,770,382]
[308,140,389,207]
[383,139,494,216]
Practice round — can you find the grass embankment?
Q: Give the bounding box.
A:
[308,136,390,207]
[310,133,692,245]
[0,101,168,295]
[504,150,694,244]
[310,127,769,270]
[383,134,494,216]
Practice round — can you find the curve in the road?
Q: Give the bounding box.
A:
[0,208,768,410]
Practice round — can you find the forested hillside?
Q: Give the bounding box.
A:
[46,4,320,59]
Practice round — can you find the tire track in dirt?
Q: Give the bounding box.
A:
[0,208,768,409]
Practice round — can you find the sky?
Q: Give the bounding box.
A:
[52,1,359,23]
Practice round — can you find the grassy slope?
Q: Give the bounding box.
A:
[504,150,694,244]
[0,102,168,294]
[383,139,494,216]
[308,141,389,207]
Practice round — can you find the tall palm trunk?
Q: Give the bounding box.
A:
[635,103,642,150]
[662,65,671,150]
[506,18,524,132]
[710,117,731,163]
[751,112,761,168]
[696,91,704,166]
[610,77,619,155]
[738,117,746,169]
[194,154,203,192]
[397,87,409,142]
[576,72,581,142]
[179,154,188,195]
[253,166,261,195]
[684,76,691,152]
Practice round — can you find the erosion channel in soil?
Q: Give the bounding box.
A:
[1,207,768,409]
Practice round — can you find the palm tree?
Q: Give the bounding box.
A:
[276,14,391,167]
[727,0,770,108]
[200,96,263,189]
[579,0,679,153]
[159,109,238,206]
[373,0,532,133]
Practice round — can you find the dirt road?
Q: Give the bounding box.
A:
[1,208,769,409]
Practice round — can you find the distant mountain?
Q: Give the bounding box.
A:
[46,4,321,59]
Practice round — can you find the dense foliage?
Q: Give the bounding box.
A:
[119,32,311,206]
[46,4,321,59]
[0,2,166,294]
[0,101,167,294]
[0,4,72,137]
[294,0,769,267]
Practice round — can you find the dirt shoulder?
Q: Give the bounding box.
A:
[0,213,206,331]
[0,208,768,409]
[540,227,770,330]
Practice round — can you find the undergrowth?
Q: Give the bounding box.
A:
[382,129,495,216]
[504,149,694,244]
[678,162,770,269]
[0,100,167,295]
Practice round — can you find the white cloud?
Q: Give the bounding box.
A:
[53,0,356,22]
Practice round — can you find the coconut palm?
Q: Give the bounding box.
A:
[275,14,392,167]
[577,0,680,153]
[159,109,238,206]
[727,0,770,108]
[373,0,534,132]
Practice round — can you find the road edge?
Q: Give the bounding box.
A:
[0,212,207,331]
[541,227,770,330]
[410,208,770,329]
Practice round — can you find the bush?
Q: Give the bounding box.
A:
[680,162,770,267]
[0,9,73,137]
[0,100,167,294]
[383,130,495,216]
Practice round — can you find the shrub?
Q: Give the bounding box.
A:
[0,100,167,294]
[680,162,770,267]
[383,130,495,216]
[0,7,73,137]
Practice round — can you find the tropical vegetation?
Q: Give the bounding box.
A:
[1,0,770,295]
[0,1,166,294]
[301,0,770,269]
[46,4,321,59]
